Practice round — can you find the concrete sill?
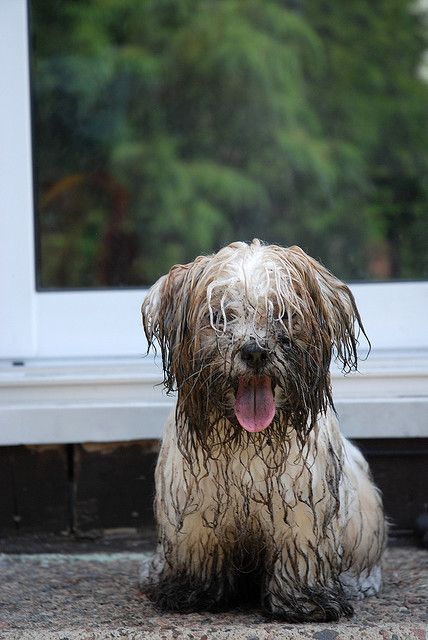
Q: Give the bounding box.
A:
[0,348,427,445]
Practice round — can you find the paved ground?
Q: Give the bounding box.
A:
[0,547,426,640]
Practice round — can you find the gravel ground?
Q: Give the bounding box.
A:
[0,547,426,640]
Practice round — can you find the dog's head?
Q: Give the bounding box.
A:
[142,240,366,449]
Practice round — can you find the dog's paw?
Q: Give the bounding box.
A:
[144,573,229,613]
[263,584,354,622]
[339,564,382,600]
[139,551,165,591]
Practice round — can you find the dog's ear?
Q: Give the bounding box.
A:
[141,264,189,391]
[288,246,369,372]
[141,256,209,392]
[314,261,367,372]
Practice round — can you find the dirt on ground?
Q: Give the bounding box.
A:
[0,546,426,639]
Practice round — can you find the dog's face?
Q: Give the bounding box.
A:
[142,240,365,448]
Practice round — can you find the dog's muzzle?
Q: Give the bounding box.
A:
[240,340,268,370]
[234,344,276,432]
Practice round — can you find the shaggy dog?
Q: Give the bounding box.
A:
[140,239,386,622]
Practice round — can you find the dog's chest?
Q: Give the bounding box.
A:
[198,442,325,525]
[208,446,293,508]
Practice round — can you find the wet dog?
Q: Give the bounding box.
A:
[140,239,386,621]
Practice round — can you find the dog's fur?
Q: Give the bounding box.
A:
[140,239,386,622]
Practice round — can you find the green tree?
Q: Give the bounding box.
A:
[32,0,428,286]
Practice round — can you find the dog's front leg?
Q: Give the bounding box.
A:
[262,503,353,622]
[142,421,233,612]
[143,513,233,612]
[263,540,354,622]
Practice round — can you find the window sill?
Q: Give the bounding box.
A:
[0,349,427,445]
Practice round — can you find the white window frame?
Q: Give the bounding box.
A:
[0,0,427,445]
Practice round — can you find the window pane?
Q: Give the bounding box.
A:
[31,0,428,289]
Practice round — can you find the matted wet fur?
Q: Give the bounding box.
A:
[140,239,386,622]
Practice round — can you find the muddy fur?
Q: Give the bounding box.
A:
[141,239,386,622]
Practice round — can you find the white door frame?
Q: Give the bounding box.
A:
[0,0,427,445]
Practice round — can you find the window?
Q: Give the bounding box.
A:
[0,0,427,445]
[32,1,428,288]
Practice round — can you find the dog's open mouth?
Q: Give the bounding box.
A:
[234,376,276,433]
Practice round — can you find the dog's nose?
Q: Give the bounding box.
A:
[240,341,268,369]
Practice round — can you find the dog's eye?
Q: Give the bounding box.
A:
[211,310,235,326]
[280,333,291,349]
[275,308,288,324]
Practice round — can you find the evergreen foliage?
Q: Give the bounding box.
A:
[32,0,428,286]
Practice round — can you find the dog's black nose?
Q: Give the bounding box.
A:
[240,341,268,369]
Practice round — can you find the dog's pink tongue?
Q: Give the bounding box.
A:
[234,376,275,432]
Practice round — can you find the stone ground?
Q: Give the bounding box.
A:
[0,546,426,640]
